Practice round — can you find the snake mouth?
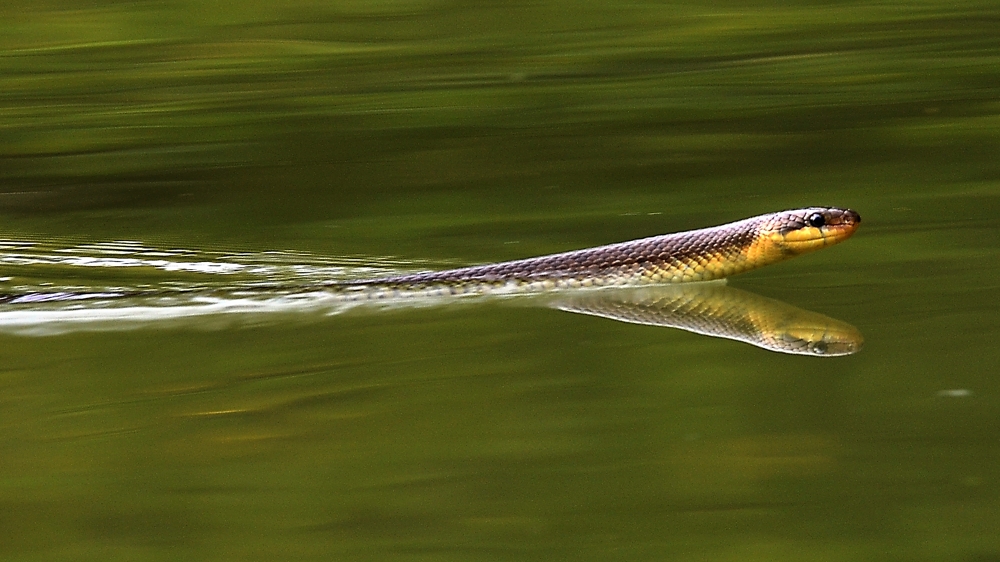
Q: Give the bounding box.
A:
[821,218,861,244]
[825,208,861,236]
[821,209,861,244]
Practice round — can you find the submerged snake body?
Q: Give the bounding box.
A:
[340,207,861,298]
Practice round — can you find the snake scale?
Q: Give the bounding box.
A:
[339,207,861,298]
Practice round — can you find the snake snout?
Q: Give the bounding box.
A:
[830,208,860,226]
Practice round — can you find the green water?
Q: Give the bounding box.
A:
[3,1,1000,560]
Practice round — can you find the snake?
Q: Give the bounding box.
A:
[339,207,861,298]
[0,208,862,353]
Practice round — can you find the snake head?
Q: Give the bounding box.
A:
[763,207,861,256]
[774,321,865,356]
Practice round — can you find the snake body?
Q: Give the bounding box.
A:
[341,207,860,298]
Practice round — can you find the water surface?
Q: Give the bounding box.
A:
[2,1,1000,560]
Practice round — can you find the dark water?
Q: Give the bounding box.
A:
[2,1,1000,560]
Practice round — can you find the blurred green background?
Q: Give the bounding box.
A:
[4,0,998,252]
[2,1,1000,560]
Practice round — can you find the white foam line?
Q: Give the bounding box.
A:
[0,292,358,336]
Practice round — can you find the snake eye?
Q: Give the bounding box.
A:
[806,213,826,228]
